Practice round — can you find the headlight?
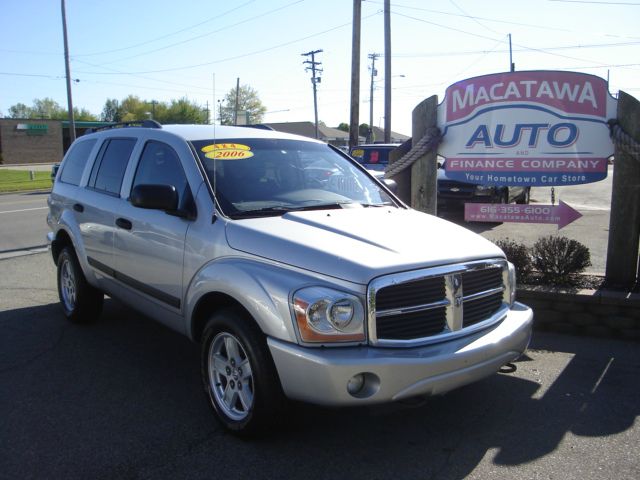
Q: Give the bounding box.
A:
[474,185,494,194]
[293,287,365,343]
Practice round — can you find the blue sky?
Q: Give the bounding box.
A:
[1,0,638,135]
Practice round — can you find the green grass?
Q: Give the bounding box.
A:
[0,169,53,193]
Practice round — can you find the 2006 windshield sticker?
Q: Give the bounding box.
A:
[202,143,254,159]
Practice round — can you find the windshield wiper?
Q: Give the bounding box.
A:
[359,202,392,207]
[230,202,350,219]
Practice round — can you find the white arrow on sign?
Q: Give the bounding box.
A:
[464,200,583,229]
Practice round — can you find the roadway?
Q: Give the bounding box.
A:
[1,252,638,479]
[0,191,50,259]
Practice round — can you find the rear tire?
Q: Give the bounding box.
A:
[57,247,103,323]
[201,307,285,436]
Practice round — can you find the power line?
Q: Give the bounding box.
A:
[76,12,380,75]
[73,0,258,57]
[94,0,306,66]
[365,0,640,40]
[389,41,640,58]
[72,59,212,93]
[0,72,65,79]
[391,11,635,68]
[549,1,640,4]
[448,0,500,35]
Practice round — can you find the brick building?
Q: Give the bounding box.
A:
[0,118,110,165]
[0,119,63,165]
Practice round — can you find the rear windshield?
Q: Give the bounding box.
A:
[192,138,396,218]
[349,146,397,167]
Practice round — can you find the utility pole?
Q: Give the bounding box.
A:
[384,0,392,143]
[302,49,323,139]
[367,53,379,143]
[509,33,515,72]
[149,100,157,119]
[349,0,361,148]
[234,77,240,125]
[61,0,76,143]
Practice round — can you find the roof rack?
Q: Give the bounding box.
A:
[237,124,275,131]
[86,119,162,134]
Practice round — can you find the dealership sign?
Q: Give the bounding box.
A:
[464,201,582,229]
[437,71,616,186]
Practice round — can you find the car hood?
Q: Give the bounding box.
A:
[437,167,477,184]
[225,207,504,285]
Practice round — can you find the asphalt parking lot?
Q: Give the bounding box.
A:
[1,252,639,480]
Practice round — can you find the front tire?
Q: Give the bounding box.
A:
[57,247,103,323]
[201,308,285,436]
[516,187,531,205]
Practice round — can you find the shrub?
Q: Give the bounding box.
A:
[494,238,531,282]
[531,235,591,285]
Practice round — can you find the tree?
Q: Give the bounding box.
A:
[73,107,98,121]
[337,122,349,132]
[8,98,66,119]
[161,97,207,124]
[8,103,30,119]
[32,98,66,119]
[7,98,96,121]
[218,84,267,125]
[117,95,148,121]
[100,96,206,124]
[359,123,371,139]
[101,98,122,122]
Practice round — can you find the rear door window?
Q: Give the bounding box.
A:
[89,138,137,196]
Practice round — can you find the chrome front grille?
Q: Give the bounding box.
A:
[368,259,511,347]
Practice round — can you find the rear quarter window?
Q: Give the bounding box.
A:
[59,139,97,186]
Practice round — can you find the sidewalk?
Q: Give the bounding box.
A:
[0,163,55,172]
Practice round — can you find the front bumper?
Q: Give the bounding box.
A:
[268,302,533,406]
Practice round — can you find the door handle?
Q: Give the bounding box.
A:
[73,203,84,213]
[116,218,133,230]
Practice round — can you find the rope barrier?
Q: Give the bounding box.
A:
[384,126,442,178]
[609,121,640,161]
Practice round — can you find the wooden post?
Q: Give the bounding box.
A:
[411,96,438,214]
[605,91,640,288]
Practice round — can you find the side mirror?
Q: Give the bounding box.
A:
[130,184,178,211]
[382,178,398,193]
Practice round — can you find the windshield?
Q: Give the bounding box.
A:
[192,138,397,218]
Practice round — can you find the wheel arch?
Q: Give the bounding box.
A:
[51,228,73,263]
[190,292,251,343]
[185,258,315,345]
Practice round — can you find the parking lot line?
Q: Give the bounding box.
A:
[0,206,49,214]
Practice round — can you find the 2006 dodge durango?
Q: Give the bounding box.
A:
[47,122,533,435]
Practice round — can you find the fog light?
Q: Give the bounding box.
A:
[347,373,365,395]
[346,372,380,399]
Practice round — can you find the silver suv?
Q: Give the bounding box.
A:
[47,122,533,436]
